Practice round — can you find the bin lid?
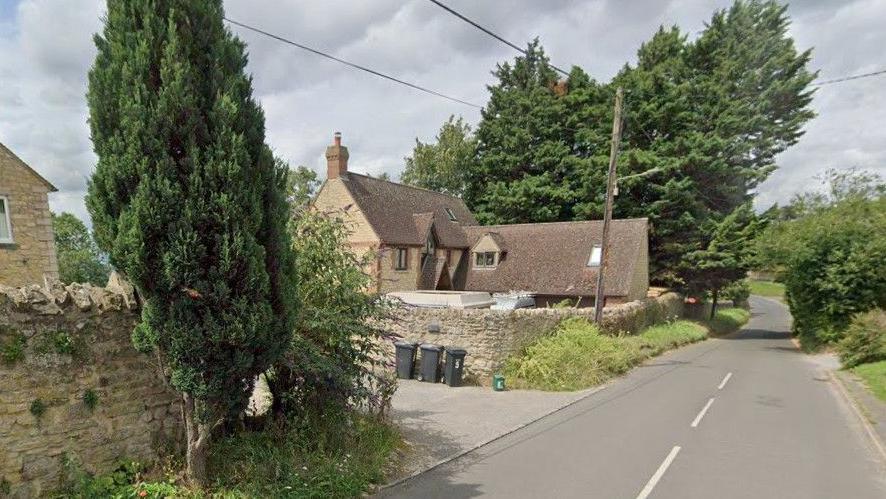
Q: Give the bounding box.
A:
[394,341,416,347]
[419,343,441,351]
[446,347,467,355]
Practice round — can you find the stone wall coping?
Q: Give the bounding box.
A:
[0,271,138,316]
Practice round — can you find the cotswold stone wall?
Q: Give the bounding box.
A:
[381,292,684,383]
[0,279,182,498]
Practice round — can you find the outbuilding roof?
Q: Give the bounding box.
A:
[456,218,648,297]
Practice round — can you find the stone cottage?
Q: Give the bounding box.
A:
[0,142,59,286]
[312,133,649,306]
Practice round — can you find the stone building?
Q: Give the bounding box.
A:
[312,133,649,305]
[0,142,59,287]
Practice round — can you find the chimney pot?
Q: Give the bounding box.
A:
[334,131,342,146]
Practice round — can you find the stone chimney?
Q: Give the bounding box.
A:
[325,131,349,179]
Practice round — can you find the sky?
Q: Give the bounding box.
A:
[0,0,884,225]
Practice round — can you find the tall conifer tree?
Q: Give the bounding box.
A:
[86,0,295,484]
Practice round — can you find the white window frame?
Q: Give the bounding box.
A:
[0,196,13,244]
[587,245,602,267]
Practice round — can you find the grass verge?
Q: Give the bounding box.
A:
[707,307,751,335]
[852,361,886,402]
[53,413,400,498]
[749,280,785,300]
[504,318,708,391]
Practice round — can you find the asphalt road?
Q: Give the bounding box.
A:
[380,297,886,498]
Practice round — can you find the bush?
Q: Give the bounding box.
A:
[707,308,750,335]
[504,318,708,391]
[632,321,708,355]
[756,184,885,349]
[838,309,886,368]
[504,318,644,391]
[721,280,751,304]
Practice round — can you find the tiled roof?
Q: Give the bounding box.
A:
[339,172,476,247]
[456,219,648,297]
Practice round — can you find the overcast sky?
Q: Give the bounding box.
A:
[1,0,884,224]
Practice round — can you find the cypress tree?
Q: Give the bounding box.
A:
[86,0,295,484]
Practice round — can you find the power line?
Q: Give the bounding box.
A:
[223,17,482,109]
[812,68,886,86]
[426,0,571,77]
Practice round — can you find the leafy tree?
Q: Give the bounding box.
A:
[284,163,319,211]
[267,209,393,419]
[402,115,476,197]
[52,212,110,286]
[86,0,295,484]
[755,170,886,349]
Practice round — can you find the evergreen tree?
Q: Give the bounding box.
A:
[681,203,762,317]
[402,115,476,197]
[86,0,295,484]
[466,40,582,224]
[52,212,111,286]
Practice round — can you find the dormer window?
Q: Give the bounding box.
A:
[475,251,497,268]
[587,245,602,267]
[444,207,457,221]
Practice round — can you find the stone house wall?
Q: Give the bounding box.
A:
[0,146,59,287]
[379,292,684,383]
[0,280,182,498]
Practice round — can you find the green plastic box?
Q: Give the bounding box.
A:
[492,374,506,391]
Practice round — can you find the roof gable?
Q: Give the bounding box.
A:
[0,142,57,192]
[338,173,476,247]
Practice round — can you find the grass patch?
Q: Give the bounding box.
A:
[0,330,26,365]
[707,307,751,335]
[749,280,785,299]
[53,413,400,498]
[504,318,708,392]
[852,361,886,402]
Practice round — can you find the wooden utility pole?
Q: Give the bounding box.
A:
[594,86,624,324]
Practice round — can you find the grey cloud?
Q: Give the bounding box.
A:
[0,0,883,226]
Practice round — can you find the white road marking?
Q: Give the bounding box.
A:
[718,372,733,390]
[636,446,681,499]
[691,398,716,428]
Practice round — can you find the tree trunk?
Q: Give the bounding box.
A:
[182,393,216,488]
[710,288,719,321]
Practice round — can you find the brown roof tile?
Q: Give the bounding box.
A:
[457,218,648,297]
[340,173,476,247]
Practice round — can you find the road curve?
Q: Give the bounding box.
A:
[379,297,886,498]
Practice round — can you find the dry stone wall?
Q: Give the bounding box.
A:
[0,279,182,498]
[380,292,684,383]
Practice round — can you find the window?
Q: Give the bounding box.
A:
[394,248,408,270]
[444,207,457,221]
[587,245,602,267]
[0,196,12,244]
[474,251,496,268]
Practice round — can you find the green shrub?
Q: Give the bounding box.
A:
[504,318,645,391]
[838,309,886,368]
[82,389,99,411]
[722,280,751,304]
[30,399,47,419]
[0,331,26,365]
[707,308,751,335]
[852,361,886,402]
[633,321,708,355]
[1,477,10,495]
